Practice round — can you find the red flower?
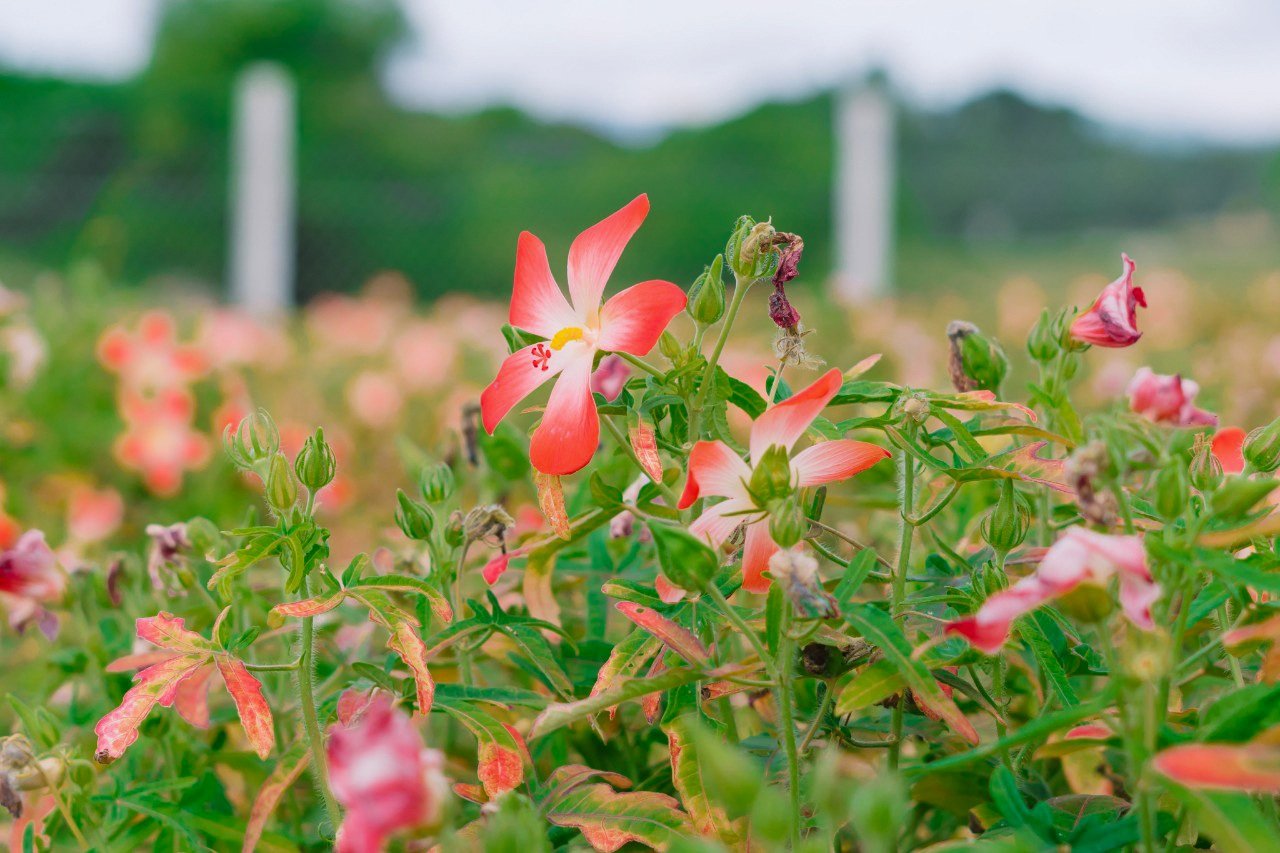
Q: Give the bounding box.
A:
[677,369,889,593]
[97,311,208,391]
[947,528,1157,654]
[1212,427,1247,475]
[1127,367,1217,427]
[328,694,446,852]
[480,196,686,475]
[0,530,65,636]
[1070,254,1145,348]
[113,389,210,496]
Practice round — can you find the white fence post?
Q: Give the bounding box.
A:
[229,63,296,315]
[833,76,896,301]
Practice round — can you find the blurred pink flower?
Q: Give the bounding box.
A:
[305,294,400,357]
[590,353,631,401]
[67,486,124,544]
[98,311,208,391]
[0,530,64,637]
[1070,254,1145,348]
[328,694,446,852]
[196,309,290,370]
[347,370,404,429]
[114,389,210,496]
[947,528,1157,653]
[1127,367,1217,427]
[392,320,458,390]
[1212,427,1247,475]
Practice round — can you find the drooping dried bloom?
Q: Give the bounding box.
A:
[1069,254,1145,348]
[145,522,191,596]
[678,369,889,592]
[1063,441,1118,527]
[769,547,836,619]
[1127,367,1217,427]
[328,694,446,852]
[0,531,65,637]
[463,504,515,549]
[947,528,1157,653]
[480,196,686,475]
[773,326,824,370]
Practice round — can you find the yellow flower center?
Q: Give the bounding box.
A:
[549,327,585,350]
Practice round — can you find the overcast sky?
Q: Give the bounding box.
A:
[4,0,1280,144]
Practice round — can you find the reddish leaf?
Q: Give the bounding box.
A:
[136,612,212,654]
[615,602,710,666]
[242,747,310,853]
[104,650,176,673]
[386,621,435,716]
[478,739,524,799]
[270,592,346,622]
[641,654,667,725]
[535,471,572,540]
[173,662,214,729]
[546,783,692,852]
[216,655,275,759]
[590,632,661,720]
[452,782,488,804]
[629,416,664,483]
[95,654,208,763]
[1154,743,1280,793]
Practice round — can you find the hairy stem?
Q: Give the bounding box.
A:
[889,448,917,770]
[689,274,756,440]
[297,576,341,833]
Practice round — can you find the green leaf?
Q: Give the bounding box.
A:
[1019,612,1078,707]
[843,603,977,744]
[531,666,708,738]
[495,622,574,698]
[833,550,878,607]
[989,766,1031,828]
[1166,785,1280,853]
[835,659,905,715]
[1201,683,1280,742]
[432,684,549,708]
[664,715,739,843]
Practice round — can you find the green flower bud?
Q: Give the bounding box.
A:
[1245,417,1280,473]
[725,215,779,281]
[1026,308,1060,363]
[648,521,718,592]
[687,254,726,325]
[658,330,682,363]
[395,489,435,541]
[443,510,466,548]
[224,408,279,473]
[1189,434,1223,493]
[1154,455,1190,521]
[768,497,807,550]
[294,427,337,492]
[419,461,456,504]
[748,445,794,505]
[980,480,1030,554]
[264,453,297,513]
[848,774,909,853]
[946,320,1009,393]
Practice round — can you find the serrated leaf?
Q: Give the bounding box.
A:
[615,602,709,666]
[546,782,692,851]
[241,744,309,853]
[435,696,525,798]
[835,659,905,715]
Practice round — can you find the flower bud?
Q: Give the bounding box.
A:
[768,498,807,550]
[687,254,726,325]
[748,445,794,505]
[1244,417,1280,473]
[658,330,682,363]
[395,489,435,541]
[1190,433,1224,493]
[946,321,1009,393]
[294,427,337,492]
[980,480,1030,554]
[462,504,514,548]
[419,461,456,504]
[725,216,779,281]
[648,521,718,592]
[895,391,931,425]
[1154,455,1190,521]
[1026,308,1060,363]
[443,511,465,548]
[264,453,297,512]
[224,408,279,473]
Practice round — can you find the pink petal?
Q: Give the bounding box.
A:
[480,342,570,433]
[510,231,579,338]
[597,280,687,355]
[791,439,890,487]
[741,521,779,593]
[749,368,843,462]
[654,574,687,604]
[567,195,649,315]
[677,441,751,508]
[688,498,752,549]
[945,577,1057,654]
[529,352,599,475]
[1119,573,1160,630]
[1154,744,1280,793]
[1069,253,1143,348]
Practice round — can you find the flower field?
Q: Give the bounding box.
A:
[6,197,1280,851]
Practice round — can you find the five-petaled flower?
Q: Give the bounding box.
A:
[97,310,208,391]
[677,368,890,593]
[1127,367,1217,427]
[1069,253,1146,348]
[95,612,274,763]
[114,389,211,496]
[327,692,447,853]
[480,195,687,475]
[946,527,1158,654]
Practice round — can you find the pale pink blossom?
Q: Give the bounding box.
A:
[1127,367,1217,427]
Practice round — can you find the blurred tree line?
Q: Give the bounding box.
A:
[0,0,1276,301]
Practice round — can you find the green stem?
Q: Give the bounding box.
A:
[602,415,680,505]
[776,607,803,848]
[798,683,835,756]
[617,351,665,379]
[297,576,341,833]
[889,447,917,770]
[689,274,756,441]
[454,541,474,686]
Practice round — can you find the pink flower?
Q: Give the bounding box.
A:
[677,369,890,593]
[947,528,1158,653]
[1212,427,1247,475]
[347,370,404,428]
[1069,254,1145,348]
[328,694,446,852]
[1127,367,1217,427]
[0,531,65,636]
[97,311,208,390]
[480,196,687,475]
[590,354,631,402]
[66,486,124,544]
[113,389,210,496]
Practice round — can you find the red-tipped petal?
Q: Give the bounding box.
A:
[678,441,751,508]
[741,521,778,594]
[511,231,578,337]
[480,342,569,434]
[1154,744,1280,793]
[597,280,686,355]
[529,353,599,475]
[567,195,649,314]
[748,368,843,461]
[687,498,751,550]
[791,439,890,487]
